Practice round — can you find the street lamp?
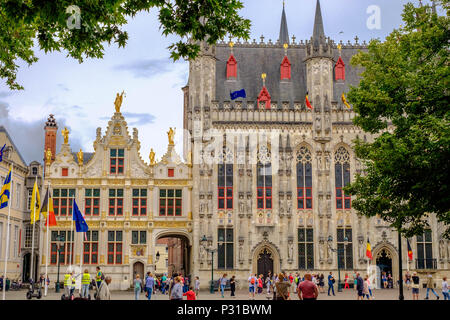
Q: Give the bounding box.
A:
[55,234,65,293]
[155,251,160,263]
[328,235,348,293]
[201,235,217,294]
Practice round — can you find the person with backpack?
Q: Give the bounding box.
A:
[134,274,142,300]
[95,266,104,289]
[275,273,291,300]
[328,272,335,296]
[248,273,256,300]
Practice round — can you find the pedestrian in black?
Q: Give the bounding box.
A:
[230,275,236,298]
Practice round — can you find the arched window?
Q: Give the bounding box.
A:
[296,146,312,209]
[257,145,272,209]
[218,148,233,210]
[334,147,351,209]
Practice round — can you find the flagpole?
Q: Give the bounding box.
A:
[70,198,74,270]
[78,198,85,295]
[2,165,13,300]
[44,180,50,296]
[30,176,38,284]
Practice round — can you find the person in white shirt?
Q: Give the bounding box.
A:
[442,277,449,300]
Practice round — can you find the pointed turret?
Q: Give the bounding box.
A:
[279,2,289,45]
[312,0,325,47]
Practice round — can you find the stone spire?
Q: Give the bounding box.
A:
[312,0,325,47]
[279,1,289,45]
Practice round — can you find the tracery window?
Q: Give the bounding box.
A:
[257,145,272,209]
[334,147,351,209]
[296,146,312,209]
[218,148,234,210]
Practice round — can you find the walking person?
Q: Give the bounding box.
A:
[266,274,272,295]
[219,274,227,298]
[404,271,411,290]
[97,276,111,300]
[425,274,439,300]
[230,276,236,298]
[411,272,420,300]
[257,274,263,294]
[363,276,371,300]
[81,269,91,299]
[318,274,325,293]
[356,273,364,300]
[344,273,350,289]
[272,273,278,300]
[248,274,256,300]
[297,273,319,301]
[145,272,155,300]
[327,272,335,296]
[442,277,448,300]
[274,273,291,300]
[170,276,183,300]
[194,276,200,298]
[134,274,142,300]
[64,270,74,300]
[95,266,103,290]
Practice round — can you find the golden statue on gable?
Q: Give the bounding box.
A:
[114,91,125,113]
[167,127,175,145]
[149,148,156,165]
[46,148,52,164]
[61,127,69,144]
[77,149,83,165]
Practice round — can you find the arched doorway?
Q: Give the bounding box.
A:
[22,253,38,282]
[133,261,144,282]
[376,249,393,287]
[257,248,273,280]
[251,242,280,280]
[155,232,191,278]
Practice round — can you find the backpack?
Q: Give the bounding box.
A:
[251,278,255,285]
[100,272,105,281]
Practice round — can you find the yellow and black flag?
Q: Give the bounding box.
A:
[30,181,41,224]
[0,168,12,208]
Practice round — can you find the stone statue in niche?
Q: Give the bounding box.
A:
[288,241,294,260]
[439,239,446,259]
[239,242,244,261]
[199,243,206,261]
[324,113,331,133]
[319,241,325,260]
[315,115,322,132]
[325,153,330,171]
[359,238,365,259]
[239,201,245,213]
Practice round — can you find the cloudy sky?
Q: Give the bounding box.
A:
[0,0,425,165]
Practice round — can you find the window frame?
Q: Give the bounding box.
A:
[159,189,182,216]
[218,163,233,210]
[109,148,124,174]
[132,189,147,216]
[108,189,124,216]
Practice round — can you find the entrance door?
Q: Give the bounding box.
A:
[133,262,144,283]
[376,249,392,287]
[257,248,273,283]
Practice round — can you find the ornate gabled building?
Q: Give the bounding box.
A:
[40,109,193,290]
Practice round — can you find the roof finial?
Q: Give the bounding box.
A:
[283,43,288,55]
[229,40,234,54]
[261,73,267,86]
[337,43,342,55]
[279,0,289,45]
[312,0,325,46]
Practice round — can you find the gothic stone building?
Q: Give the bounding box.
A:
[185,1,449,288]
[38,1,448,290]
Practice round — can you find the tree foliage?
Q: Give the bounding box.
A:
[345,1,450,239]
[0,0,251,90]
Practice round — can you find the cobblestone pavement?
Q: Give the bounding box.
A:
[2,287,445,300]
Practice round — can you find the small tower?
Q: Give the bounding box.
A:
[44,114,58,164]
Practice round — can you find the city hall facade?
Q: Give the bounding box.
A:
[38,1,449,289]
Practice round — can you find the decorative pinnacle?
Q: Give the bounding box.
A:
[261,73,267,86]
[283,43,288,55]
[229,40,234,54]
[337,43,342,55]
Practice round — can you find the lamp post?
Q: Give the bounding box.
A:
[328,235,348,293]
[201,235,217,294]
[55,234,65,293]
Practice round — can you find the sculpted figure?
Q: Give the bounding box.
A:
[77,149,83,165]
[61,127,69,144]
[149,148,156,165]
[46,148,52,164]
[114,91,125,113]
[167,127,175,145]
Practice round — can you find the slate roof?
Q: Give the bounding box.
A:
[71,152,94,165]
[213,0,367,109]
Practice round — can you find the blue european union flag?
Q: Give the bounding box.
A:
[230,89,246,100]
[0,144,6,162]
[72,199,89,232]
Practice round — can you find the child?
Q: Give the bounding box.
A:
[194,276,200,297]
[183,286,196,300]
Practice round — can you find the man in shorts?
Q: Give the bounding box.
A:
[356,272,364,300]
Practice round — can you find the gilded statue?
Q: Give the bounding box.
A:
[46,148,52,164]
[114,91,125,113]
[149,148,156,165]
[61,127,69,144]
[77,149,83,165]
[167,127,175,145]
[187,150,192,166]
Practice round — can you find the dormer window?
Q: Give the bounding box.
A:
[168,168,174,177]
[32,167,38,175]
[110,148,124,174]
[280,56,291,80]
[257,86,271,109]
[335,56,345,81]
[226,55,237,79]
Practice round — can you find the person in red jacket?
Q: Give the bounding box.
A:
[183,286,196,300]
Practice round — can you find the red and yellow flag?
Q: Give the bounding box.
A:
[41,189,57,227]
[305,93,313,110]
[407,239,413,261]
[366,237,372,259]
